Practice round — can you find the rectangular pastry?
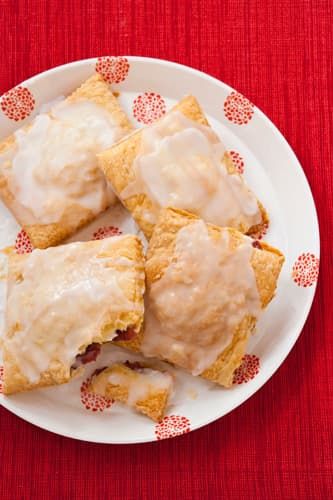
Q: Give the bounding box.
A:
[98,95,268,239]
[89,362,173,421]
[0,74,133,249]
[117,207,284,387]
[2,234,145,394]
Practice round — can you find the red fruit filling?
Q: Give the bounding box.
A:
[113,327,137,341]
[72,343,101,369]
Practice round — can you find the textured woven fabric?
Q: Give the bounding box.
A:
[0,0,332,498]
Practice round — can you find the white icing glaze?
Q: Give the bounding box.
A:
[5,237,141,383]
[107,366,172,406]
[38,95,65,113]
[0,99,125,224]
[142,220,261,375]
[121,111,261,231]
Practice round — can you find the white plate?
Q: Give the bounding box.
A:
[0,57,320,443]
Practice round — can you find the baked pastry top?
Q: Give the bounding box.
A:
[3,234,145,394]
[0,74,133,249]
[89,361,173,421]
[98,95,268,239]
[117,207,284,387]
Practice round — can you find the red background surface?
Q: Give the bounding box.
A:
[0,1,331,498]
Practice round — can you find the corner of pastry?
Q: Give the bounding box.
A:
[2,234,145,395]
[172,94,210,126]
[89,361,173,422]
[97,94,268,240]
[68,74,133,133]
[122,207,284,388]
[0,73,133,249]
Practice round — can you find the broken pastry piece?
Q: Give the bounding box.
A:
[98,95,268,239]
[117,208,284,388]
[2,235,145,394]
[0,74,133,249]
[89,362,173,421]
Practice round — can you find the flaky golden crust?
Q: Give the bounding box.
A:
[0,74,133,249]
[68,74,133,132]
[3,235,145,395]
[98,95,268,239]
[118,208,284,387]
[89,363,171,421]
[172,95,210,125]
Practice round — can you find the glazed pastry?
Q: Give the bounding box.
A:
[2,235,145,394]
[117,208,284,387]
[0,74,133,249]
[89,362,173,421]
[98,95,268,239]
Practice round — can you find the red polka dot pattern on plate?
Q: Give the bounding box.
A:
[133,92,166,125]
[224,91,254,125]
[0,366,3,394]
[1,86,35,121]
[233,354,260,384]
[292,252,319,287]
[155,415,191,440]
[228,150,245,174]
[80,376,114,412]
[92,226,122,240]
[15,229,33,254]
[95,56,130,84]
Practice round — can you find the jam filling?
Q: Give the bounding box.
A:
[113,327,137,341]
[72,342,101,369]
[92,366,108,377]
[71,327,137,370]
[252,240,262,249]
[124,361,144,372]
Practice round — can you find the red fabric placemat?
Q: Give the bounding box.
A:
[0,1,331,498]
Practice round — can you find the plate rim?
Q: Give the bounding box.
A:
[0,56,320,444]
